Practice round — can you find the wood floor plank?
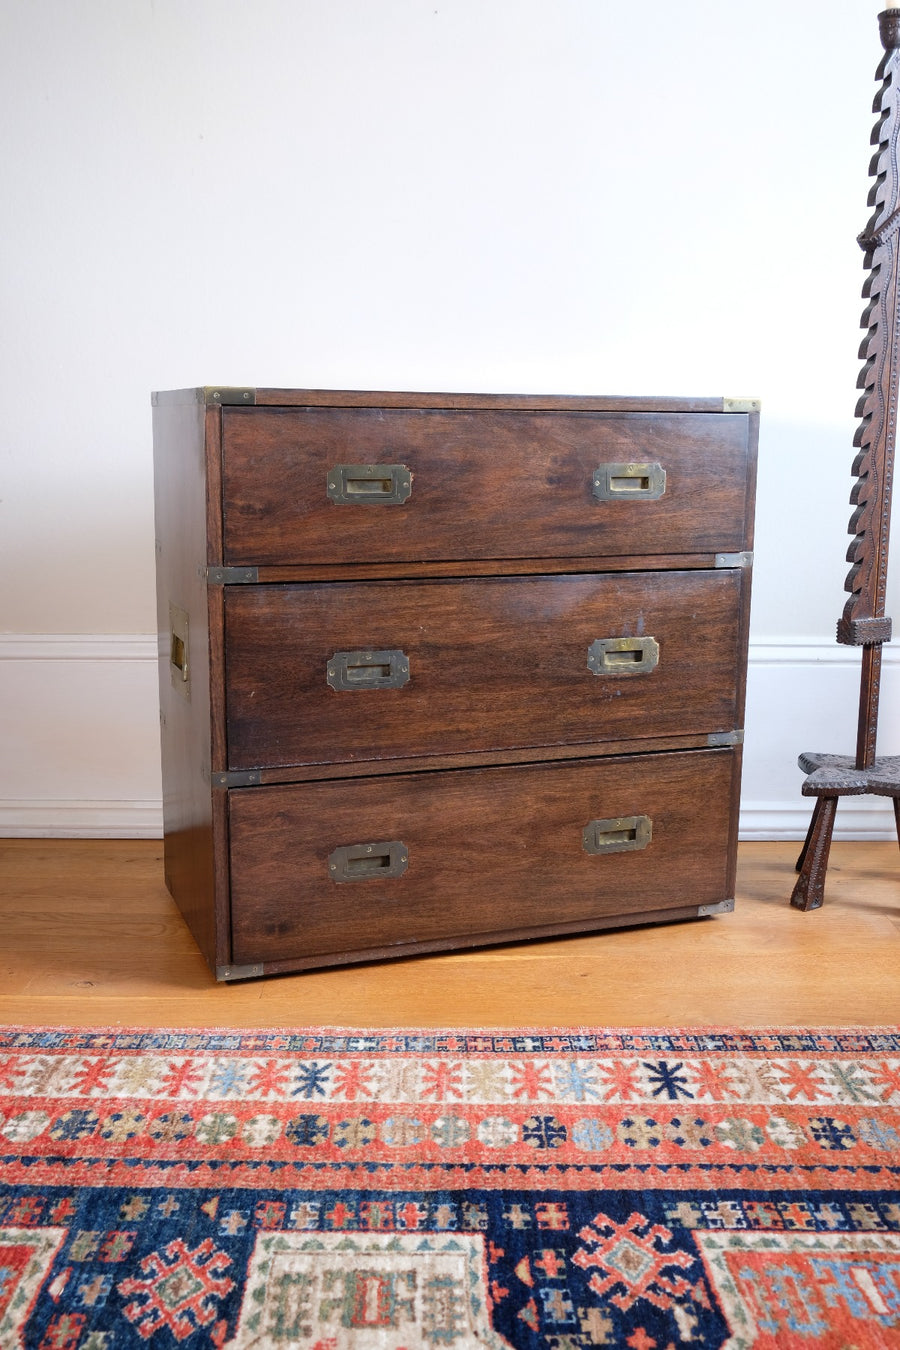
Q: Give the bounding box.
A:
[1,839,897,1028]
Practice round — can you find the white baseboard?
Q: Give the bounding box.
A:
[739,800,898,842]
[0,634,163,839]
[0,799,164,839]
[0,634,157,662]
[741,636,898,842]
[0,633,897,841]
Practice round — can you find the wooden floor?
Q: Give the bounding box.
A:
[1,838,897,1030]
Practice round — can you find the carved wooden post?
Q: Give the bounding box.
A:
[791,9,900,910]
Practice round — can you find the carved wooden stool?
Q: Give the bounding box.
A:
[791,9,899,911]
[792,754,900,910]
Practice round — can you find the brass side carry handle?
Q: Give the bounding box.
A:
[327,463,412,504]
[169,601,190,693]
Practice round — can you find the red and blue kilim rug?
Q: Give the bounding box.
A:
[1,1025,900,1347]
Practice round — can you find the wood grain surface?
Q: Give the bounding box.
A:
[224,571,745,770]
[2,839,896,1028]
[227,748,736,967]
[221,408,754,565]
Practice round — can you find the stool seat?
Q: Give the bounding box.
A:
[798,752,900,797]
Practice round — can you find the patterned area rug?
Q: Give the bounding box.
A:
[2,1026,900,1348]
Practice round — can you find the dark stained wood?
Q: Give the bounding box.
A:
[724,745,744,903]
[152,398,230,971]
[204,405,224,563]
[250,732,732,785]
[221,408,755,566]
[248,904,717,978]
[153,388,734,413]
[839,12,899,765]
[224,570,745,771]
[247,554,730,583]
[793,13,900,906]
[228,748,738,970]
[741,410,760,554]
[793,796,838,911]
[153,387,757,980]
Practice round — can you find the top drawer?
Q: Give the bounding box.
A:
[221,407,755,566]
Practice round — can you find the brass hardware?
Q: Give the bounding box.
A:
[714,551,753,569]
[327,463,412,505]
[204,387,256,405]
[583,815,652,855]
[697,897,735,916]
[212,769,261,788]
[593,462,666,502]
[588,636,659,677]
[707,730,744,747]
[207,566,259,584]
[216,963,265,980]
[722,397,761,413]
[327,649,411,691]
[169,602,190,695]
[328,840,409,882]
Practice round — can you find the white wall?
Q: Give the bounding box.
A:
[0,0,896,838]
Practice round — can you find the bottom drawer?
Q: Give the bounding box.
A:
[227,747,739,973]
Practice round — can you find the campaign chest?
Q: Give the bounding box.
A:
[152,387,758,980]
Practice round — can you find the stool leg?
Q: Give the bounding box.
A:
[894,797,900,849]
[795,807,818,873]
[790,796,838,911]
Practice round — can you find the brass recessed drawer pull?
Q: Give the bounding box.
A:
[327,463,412,504]
[583,815,652,855]
[588,635,659,677]
[327,649,411,691]
[328,840,409,882]
[593,462,666,501]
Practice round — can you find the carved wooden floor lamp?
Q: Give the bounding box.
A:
[791,7,900,910]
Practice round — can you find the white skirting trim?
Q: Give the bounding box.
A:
[0,633,897,841]
[749,639,900,668]
[0,799,164,839]
[741,635,898,843]
[0,634,163,839]
[739,801,898,842]
[0,634,157,661]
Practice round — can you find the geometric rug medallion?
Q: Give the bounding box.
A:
[2,1025,899,1347]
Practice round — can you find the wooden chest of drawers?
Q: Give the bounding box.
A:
[152,387,758,981]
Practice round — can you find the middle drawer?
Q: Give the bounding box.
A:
[224,569,746,770]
